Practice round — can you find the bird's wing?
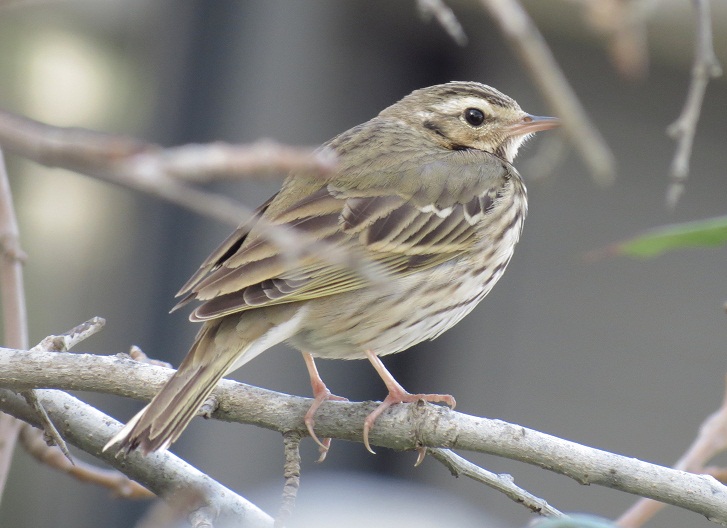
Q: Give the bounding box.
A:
[174,149,517,321]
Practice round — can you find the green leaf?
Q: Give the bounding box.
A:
[617,215,727,258]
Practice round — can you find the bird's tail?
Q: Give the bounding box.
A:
[104,317,263,454]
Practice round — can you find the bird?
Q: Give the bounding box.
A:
[104,81,560,457]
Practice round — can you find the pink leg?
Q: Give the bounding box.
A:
[302,352,347,462]
[363,350,456,454]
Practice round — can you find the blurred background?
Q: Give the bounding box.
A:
[0,0,726,526]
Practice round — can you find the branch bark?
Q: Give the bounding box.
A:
[0,387,273,527]
[1,345,726,524]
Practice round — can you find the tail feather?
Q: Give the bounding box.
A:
[104,320,247,455]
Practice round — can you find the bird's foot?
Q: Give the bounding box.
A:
[362,388,456,454]
[304,386,348,462]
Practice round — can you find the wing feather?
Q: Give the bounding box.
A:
[176,129,518,321]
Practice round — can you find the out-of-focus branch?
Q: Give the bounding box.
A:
[417,0,468,45]
[618,374,727,528]
[0,147,28,504]
[0,110,297,227]
[480,0,616,184]
[19,426,154,499]
[3,345,727,524]
[574,0,653,80]
[0,109,386,285]
[129,140,335,184]
[665,0,722,208]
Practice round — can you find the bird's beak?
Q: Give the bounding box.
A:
[507,114,560,137]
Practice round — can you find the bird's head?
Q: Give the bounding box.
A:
[380,81,560,163]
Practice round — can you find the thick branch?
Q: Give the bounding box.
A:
[0,387,273,527]
[1,346,727,523]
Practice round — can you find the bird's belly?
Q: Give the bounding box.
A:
[287,248,515,360]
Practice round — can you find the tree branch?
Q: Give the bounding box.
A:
[0,147,29,502]
[0,387,273,527]
[429,448,564,517]
[618,374,727,527]
[1,345,727,523]
[665,0,722,208]
[18,425,154,500]
[0,109,388,287]
[480,0,616,184]
[417,0,468,46]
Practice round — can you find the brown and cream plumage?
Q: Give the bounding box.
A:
[105,81,559,455]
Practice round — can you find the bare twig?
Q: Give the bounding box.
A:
[276,431,302,528]
[18,317,108,464]
[0,387,274,527]
[618,374,727,528]
[665,0,722,208]
[0,109,253,226]
[136,140,335,184]
[19,426,154,499]
[480,0,616,184]
[2,345,727,523]
[20,391,72,462]
[0,147,28,503]
[128,344,173,368]
[30,316,106,353]
[21,318,108,463]
[0,109,387,286]
[417,0,468,45]
[429,448,564,517]
[17,318,164,502]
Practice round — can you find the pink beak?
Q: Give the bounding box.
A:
[508,114,560,137]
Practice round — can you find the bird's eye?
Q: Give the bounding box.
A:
[464,108,485,127]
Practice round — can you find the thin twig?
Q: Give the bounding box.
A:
[136,140,336,184]
[22,318,109,463]
[665,0,722,208]
[480,0,616,184]
[20,391,72,462]
[276,431,302,528]
[618,373,727,528]
[0,109,386,286]
[430,448,564,517]
[417,0,468,45]
[19,425,154,499]
[30,316,106,353]
[0,147,29,503]
[18,318,160,502]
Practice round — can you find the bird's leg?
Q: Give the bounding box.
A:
[302,352,348,462]
[363,350,456,455]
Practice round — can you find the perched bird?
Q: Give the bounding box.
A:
[105,81,559,456]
